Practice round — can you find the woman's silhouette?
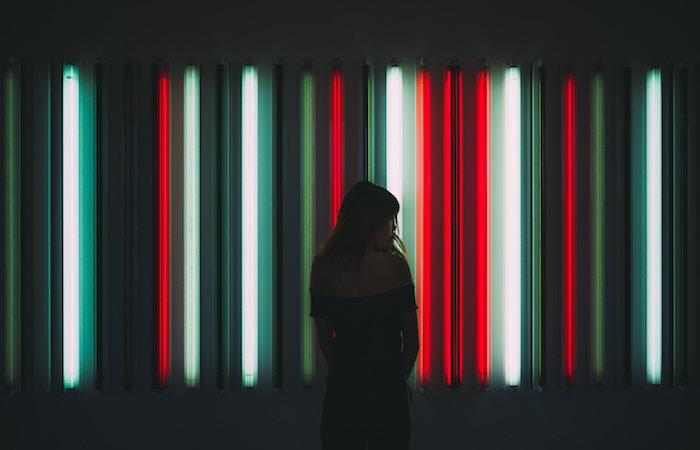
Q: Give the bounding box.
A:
[309,181,419,450]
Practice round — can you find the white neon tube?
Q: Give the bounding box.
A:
[503,66,521,387]
[242,66,259,388]
[646,68,662,385]
[386,65,403,232]
[63,64,80,389]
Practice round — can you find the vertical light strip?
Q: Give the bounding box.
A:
[416,66,432,385]
[301,69,315,386]
[184,65,200,388]
[503,66,521,387]
[62,64,80,389]
[531,63,544,388]
[622,67,632,386]
[475,67,491,386]
[4,63,20,390]
[591,69,605,384]
[366,65,375,182]
[386,65,403,232]
[442,68,452,386]
[156,68,171,388]
[242,65,259,388]
[646,68,662,385]
[217,63,232,390]
[330,67,344,227]
[442,66,464,387]
[563,71,576,385]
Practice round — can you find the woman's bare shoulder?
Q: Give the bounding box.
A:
[368,251,413,285]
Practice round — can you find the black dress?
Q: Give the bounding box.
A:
[310,283,418,450]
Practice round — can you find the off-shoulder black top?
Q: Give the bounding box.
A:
[309,283,418,434]
[309,283,417,381]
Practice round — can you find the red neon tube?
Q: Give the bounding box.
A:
[442,67,464,387]
[330,68,344,227]
[457,68,464,388]
[475,68,491,386]
[157,70,170,387]
[563,72,576,384]
[417,67,432,385]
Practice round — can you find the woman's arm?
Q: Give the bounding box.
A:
[314,317,334,367]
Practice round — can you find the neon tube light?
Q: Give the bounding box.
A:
[330,67,344,227]
[475,67,491,386]
[531,63,545,388]
[591,69,605,384]
[416,65,432,385]
[386,65,403,232]
[4,63,20,390]
[63,63,80,389]
[503,66,521,387]
[363,63,375,182]
[563,71,576,385]
[646,68,662,385]
[301,69,315,386]
[443,66,464,387]
[156,67,171,388]
[217,63,232,389]
[622,67,632,386]
[242,65,259,388]
[183,65,200,388]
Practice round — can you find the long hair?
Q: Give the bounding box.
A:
[314,181,408,272]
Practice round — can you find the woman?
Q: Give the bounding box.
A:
[309,181,419,450]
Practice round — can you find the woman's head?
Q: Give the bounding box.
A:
[314,181,407,270]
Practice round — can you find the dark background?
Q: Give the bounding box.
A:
[2,1,700,449]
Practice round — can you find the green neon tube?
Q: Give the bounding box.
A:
[503,66,521,387]
[645,68,662,385]
[184,65,200,388]
[4,64,20,390]
[63,64,80,389]
[591,70,605,384]
[368,66,375,182]
[218,64,232,389]
[242,65,259,388]
[531,63,543,387]
[301,70,315,385]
